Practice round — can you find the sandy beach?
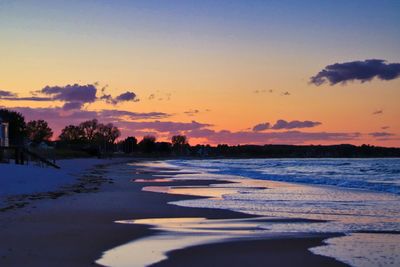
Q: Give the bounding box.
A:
[0,159,350,267]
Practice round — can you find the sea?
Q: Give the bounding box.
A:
[98,158,400,267]
[165,158,400,267]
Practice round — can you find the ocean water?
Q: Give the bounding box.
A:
[167,158,400,195]
[98,159,400,267]
[163,158,400,266]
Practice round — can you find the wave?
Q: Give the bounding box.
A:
[168,158,400,195]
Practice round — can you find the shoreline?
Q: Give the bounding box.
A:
[0,159,348,266]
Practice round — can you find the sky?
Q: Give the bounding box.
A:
[1,0,400,146]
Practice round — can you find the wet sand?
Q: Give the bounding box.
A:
[0,160,348,266]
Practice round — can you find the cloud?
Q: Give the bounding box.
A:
[62,102,84,110]
[147,92,172,101]
[253,89,273,94]
[381,126,390,130]
[311,59,400,86]
[40,84,97,103]
[100,91,138,105]
[0,90,50,101]
[0,90,17,97]
[372,109,383,115]
[271,120,321,130]
[117,120,211,133]
[369,132,395,138]
[2,83,139,109]
[252,120,321,132]
[2,106,171,138]
[253,123,270,132]
[99,94,114,104]
[115,91,137,102]
[0,96,51,101]
[98,110,169,121]
[184,109,200,116]
[188,128,360,145]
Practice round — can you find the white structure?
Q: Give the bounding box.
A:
[0,119,9,147]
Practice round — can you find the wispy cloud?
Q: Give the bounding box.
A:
[147,91,172,101]
[0,90,17,97]
[183,109,210,117]
[372,109,383,115]
[2,105,171,138]
[116,120,211,134]
[189,128,360,145]
[184,109,200,116]
[311,59,400,86]
[253,89,273,94]
[369,132,395,138]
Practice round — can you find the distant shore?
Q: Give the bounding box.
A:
[0,159,348,266]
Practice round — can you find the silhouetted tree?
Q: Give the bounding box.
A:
[122,136,137,153]
[157,142,172,154]
[0,109,26,146]
[139,135,156,153]
[79,119,98,142]
[94,123,121,145]
[26,120,53,144]
[59,125,86,144]
[171,135,188,155]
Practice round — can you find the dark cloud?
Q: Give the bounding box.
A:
[369,132,395,138]
[40,84,97,103]
[272,120,321,130]
[115,91,137,102]
[0,90,17,97]
[2,84,138,108]
[101,91,138,105]
[372,109,383,115]
[253,122,270,132]
[62,102,84,110]
[252,120,321,132]
[381,126,390,130]
[100,94,115,104]
[311,59,400,86]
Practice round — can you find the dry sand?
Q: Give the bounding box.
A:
[0,159,348,267]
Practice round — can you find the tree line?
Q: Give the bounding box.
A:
[0,108,189,156]
[1,108,400,158]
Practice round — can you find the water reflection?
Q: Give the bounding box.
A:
[98,161,400,267]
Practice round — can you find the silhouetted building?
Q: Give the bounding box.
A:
[0,118,9,147]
